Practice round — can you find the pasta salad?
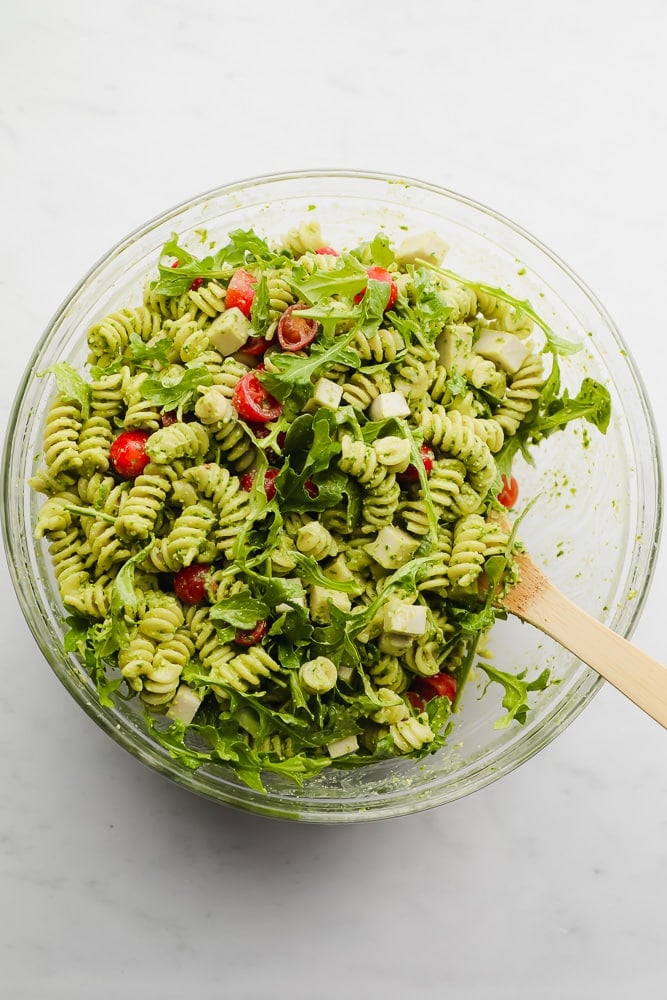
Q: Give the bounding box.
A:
[30,220,611,790]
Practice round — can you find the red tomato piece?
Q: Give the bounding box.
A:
[242,335,271,356]
[173,564,211,605]
[109,430,151,478]
[161,411,178,427]
[315,246,339,256]
[234,620,268,647]
[232,372,283,423]
[397,446,434,484]
[497,475,519,509]
[190,277,204,291]
[239,467,279,500]
[414,673,457,703]
[406,690,426,712]
[353,266,398,310]
[277,303,320,352]
[264,468,279,501]
[304,478,318,498]
[226,269,256,317]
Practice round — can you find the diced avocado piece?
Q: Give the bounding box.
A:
[474,329,529,375]
[364,525,420,570]
[368,391,410,421]
[207,307,251,356]
[395,231,450,266]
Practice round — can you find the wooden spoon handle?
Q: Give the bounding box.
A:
[517,576,667,729]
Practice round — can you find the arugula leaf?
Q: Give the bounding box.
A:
[153,230,292,297]
[259,278,389,409]
[126,332,171,371]
[369,232,395,268]
[289,251,368,304]
[64,616,123,708]
[478,663,552,727]
[108,539,155,650]
[38,362,91,419]
[446,367,468,397]
[389,267,451,354]
[249,275,271,336]
[210,593,269,630]
[289,552,360,593]
[531,376,611,436]
[140,361,213,412]
[423,262,580,355]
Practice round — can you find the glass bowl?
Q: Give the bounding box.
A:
[2,170,661,822]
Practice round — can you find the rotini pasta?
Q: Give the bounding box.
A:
[30,220,609,789]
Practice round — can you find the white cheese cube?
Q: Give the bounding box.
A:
[309,585,352,623]
[194,386,236,424]
[166,685,202,725]
[327,733,359,758]
[207,308,251,356]
[436,323,473,372]
[311,377,343,411]
[364,525,420,570]
[337,664,354,683]
[368,391,411,421]
[324,555,355,584]
[474,329,529,375]
[383,601,428,636]
[395,231,450,266]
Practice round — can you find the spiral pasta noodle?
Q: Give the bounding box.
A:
[30,219,602,786]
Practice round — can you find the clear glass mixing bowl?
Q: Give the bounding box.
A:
[2,171,661,822]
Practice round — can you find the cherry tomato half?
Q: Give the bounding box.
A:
[277,303,320,352]
[242,335,271,356]
[109,430,151,478]
[414,673,457,703]
[397,446,435,484]
[304,478,318,498]
[406,690,426,712]
[234,620,268,647]
[315,246,339,256]
[232,372,283,423]
[173,564,211,605]
[353,266,398,311]
[226,269,256,317]
[240,467,280,501]
[497,475,519,509]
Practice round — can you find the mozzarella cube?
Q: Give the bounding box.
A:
[166,685,202,725]
[337,664,354,684]
[474,329,529,375]
[310,377,343,411]
[194,386,236,425]
[364,525,420,570]
[368,391,411,421]
[383,601,427,637]
[309,585,352,623]
[207,308,251,356]
[436,323,473,372]
[327,733,359,759]
[395,231,450,266]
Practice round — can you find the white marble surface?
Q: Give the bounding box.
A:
[1,1,666,996]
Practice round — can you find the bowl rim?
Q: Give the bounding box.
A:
[2,168,663,822]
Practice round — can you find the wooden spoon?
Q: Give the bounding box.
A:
[501,551,667,728]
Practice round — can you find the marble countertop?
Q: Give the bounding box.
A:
[1,2,666,996]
